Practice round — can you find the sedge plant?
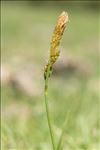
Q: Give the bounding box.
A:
[44,11,69,150]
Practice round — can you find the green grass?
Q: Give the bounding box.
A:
[1,2,99,150]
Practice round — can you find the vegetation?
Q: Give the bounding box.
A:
[1,2,99,150]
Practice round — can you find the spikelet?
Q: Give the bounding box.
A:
[44,11,68,79]
[50,11,68,63]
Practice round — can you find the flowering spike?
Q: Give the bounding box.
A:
[50,11,68,63]
[44,11,68,79]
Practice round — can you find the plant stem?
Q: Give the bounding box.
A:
[56,111,70,150]
[44,64,55,150]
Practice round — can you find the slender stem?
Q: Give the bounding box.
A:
[56,80,87,150]
[56,111,70,150]
[44,64,55,150]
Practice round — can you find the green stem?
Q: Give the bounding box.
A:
[44,64,55,150]
[56,79,87,150]
[56,111,70,150]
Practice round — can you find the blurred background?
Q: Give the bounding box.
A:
[1,1,99,150]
